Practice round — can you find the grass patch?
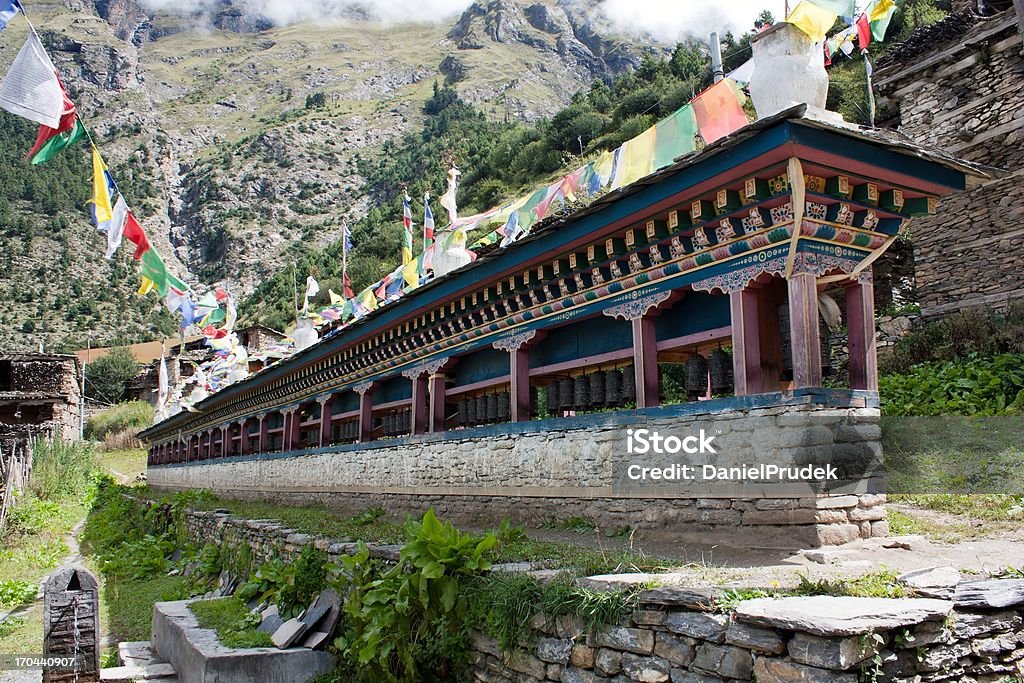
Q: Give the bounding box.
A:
[891,494,1024,521]
[104,573,191,642]
[0,608,42,656]
[97,448,148,481]
[86,401,154,442]
[887,500,1018,543]
[793,570,907,599]
[190,597,272,649]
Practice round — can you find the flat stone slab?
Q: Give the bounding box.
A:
[152,600,334,683]
[734,596,953,637]
[954,579,1024,609]
[271,618,308,649]
[100,663,177,681]
[898,566,961,599]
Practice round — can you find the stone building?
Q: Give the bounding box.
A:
[0,353,82,449]
[875,1,1024,316]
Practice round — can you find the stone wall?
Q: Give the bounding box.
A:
[170,502,1024,683]
[877,9,1024,317]
[150,393,886,548]
[469,581,1024,683]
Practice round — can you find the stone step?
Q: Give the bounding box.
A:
[100,662,177,681]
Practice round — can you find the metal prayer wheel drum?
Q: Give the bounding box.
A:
[709,347,734,394]
[546,382,560,415]
[559,377,575,411]
[497,391,511,422]
[486,393,499,423]
[467,396,478,425]
[475,395,488,425]
[621,365,636,403]
[588,370,606,407]
[574,375,590,409]
[686,353,709,394]
[605,369,623,406]
[457,398,468,426]
[777,303,832,378]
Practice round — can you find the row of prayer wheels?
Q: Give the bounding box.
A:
[380,409,412,437]
[546,366,637,414]
[456,392,514,427]
[334,419,360,442]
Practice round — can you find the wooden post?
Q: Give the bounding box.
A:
[428,373,447,433]
[411,375,429,435]
[730,287,763,396]
[632,316,660,408]
[787,271,822,388]
[0,448,15,536]
[846,278,879,391]
[357,385,375,443]
[319,396,335,447]
[258,415,269,454]
[511,345,531,422]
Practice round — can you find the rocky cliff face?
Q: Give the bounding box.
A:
[0,0,665,351]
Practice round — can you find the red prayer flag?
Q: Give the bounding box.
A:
[26,78,76,159]
[691,80,749,145]
[856,13,872,49]
[343,271,354,299]
[123,211,150,260]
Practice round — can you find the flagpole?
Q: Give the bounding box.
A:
[342,230,348,297]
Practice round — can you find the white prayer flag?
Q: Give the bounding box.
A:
[302,275,320,313]
[155,353,169,423]
[439,165,461,225]
[0,33,64,128]
[100,194,129,259]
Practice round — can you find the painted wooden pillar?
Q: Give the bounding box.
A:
[787,271,822,389]
[411,375,429,435]
[846,277,878,391]
[632,316,660,408]
[240,420,250,456]
[291,407,303,450]
[356,383,375,443]
[221,426,229,457]
[258,414,269,454]
[729,287,763,396]
[428,373,447,433]
[319,396,335,448]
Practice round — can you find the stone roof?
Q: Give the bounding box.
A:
[876,11,983,70]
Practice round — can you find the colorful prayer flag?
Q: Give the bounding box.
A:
[302,275,319,314]
[343,271,354,299]
[0,0,21,32]
[439,166,460,225]
[423,192,435,250]
[139,247,187,297]
[402,193,413,266]
[30,117,84,164]
[89,147,114,226]
[27,82,76,161]
[787,0,856,42]
[123,211,150,260]
[653,104,699,170]
[0,33,64,128]
[691,79,749,145]
[99,194,129,259]
[866,0,897,41]
[855,13,872,48]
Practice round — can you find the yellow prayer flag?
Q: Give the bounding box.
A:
[787,1,839,42]
[401,259,420,288]
[90,146,113,225]
[360,288,377,312]
[867,0,895,22]
[612,124,657,189]
[329,289,344,305]
[138,275,155,296]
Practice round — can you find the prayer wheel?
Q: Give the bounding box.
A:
[457,398,468,426]
[686,353,709,395]
[574,374,590,409]
[622,365,636,403]
[559,377,575,411]
[475,395,488,425]
[589,370,606,407]
[605,369,623,406]
[547,382,560,415]
[467,395,478,425]
[709,347,734,395]
[486,393,499,423]
[497,391,511,422]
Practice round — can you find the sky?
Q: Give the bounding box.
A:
[138,0,783,37]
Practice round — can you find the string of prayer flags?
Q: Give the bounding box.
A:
[26,78,75,160]
[123,210,150,260]
[402,193,413,266]
[786,0,856,42]
[30,117,84,164]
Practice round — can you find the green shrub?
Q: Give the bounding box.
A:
[880,353,1024,416]
[882,304,1024,374]
[190,597,272,649]
[86,401,154,441]
[85,347,139,404]
[29,439,96,500]
[0,579,37,609]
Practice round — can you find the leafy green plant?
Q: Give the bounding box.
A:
[335,510,496,682]
[29,438,97,500]
[190,597,273,649]
[0,579,37,609]
[350,507,386,526]
[880,353,1024,416]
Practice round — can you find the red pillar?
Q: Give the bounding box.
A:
[730,287,763,396]
[358,386,375,442]
[259,415,269,454]
[846,278,878,391]
[788,272,822,389]
[511,346,531,422]
[411,376,429,435]
[319,396,335,447]
[428,373,447,433]
[632,316,660,408]
[240,420,250,456]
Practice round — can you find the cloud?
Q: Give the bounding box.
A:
[138,0,474,26]
[596,0,774,42]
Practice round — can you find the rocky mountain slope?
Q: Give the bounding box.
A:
[0,0,668,351]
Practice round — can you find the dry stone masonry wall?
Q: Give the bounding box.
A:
[151,399,887,548]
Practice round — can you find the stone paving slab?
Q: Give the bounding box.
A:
[734,596,953,636]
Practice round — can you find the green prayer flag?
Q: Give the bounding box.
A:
[30,120,86,165]
[653,105,699,171]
